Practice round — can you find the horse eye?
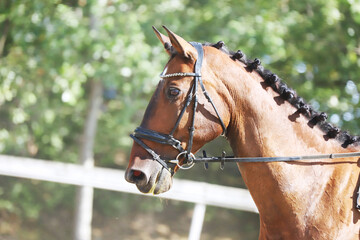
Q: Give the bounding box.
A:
[168,87,180,97]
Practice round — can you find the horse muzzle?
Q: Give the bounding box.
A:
[125,157,173,194]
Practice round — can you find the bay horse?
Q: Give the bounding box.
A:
[125,26,360,239]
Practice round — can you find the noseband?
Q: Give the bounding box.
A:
[130,42,227,173]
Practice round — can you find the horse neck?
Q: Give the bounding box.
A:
[218,60,360,235]
[221,64,348,156]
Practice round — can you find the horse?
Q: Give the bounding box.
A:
[125,26,360,239]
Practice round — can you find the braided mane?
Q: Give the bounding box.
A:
[206,41,360,149]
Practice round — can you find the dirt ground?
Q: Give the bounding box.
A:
[0,199,259,240]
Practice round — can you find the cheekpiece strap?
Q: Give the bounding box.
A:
[190,42,227,135]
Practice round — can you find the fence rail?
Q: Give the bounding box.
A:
[0,155,258,239]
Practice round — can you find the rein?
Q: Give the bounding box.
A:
[130,42,360,173]
[171,151,360,170]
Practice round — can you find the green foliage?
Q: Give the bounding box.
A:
[0,0,359,238]
[0,176,74,220]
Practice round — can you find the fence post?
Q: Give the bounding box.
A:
[188,203,206,240]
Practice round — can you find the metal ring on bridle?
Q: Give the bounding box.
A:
[176,152,195,170]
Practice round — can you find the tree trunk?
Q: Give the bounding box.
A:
[74,79,102,240]
[0,0,11,57]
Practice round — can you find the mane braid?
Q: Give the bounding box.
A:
[205,41,360,148]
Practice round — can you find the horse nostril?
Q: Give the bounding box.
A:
[133,170,142,177]
[126,169,147,185]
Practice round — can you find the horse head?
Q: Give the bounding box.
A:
[125,26,231,194]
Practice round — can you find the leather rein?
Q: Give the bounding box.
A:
[130,42,360,174]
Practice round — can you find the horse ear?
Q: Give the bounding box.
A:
[162,25,197,60]
[152,26,172,55]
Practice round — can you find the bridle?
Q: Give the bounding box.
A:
[130,41,360,209]
[130,42,226,173]
[130,42,360,174]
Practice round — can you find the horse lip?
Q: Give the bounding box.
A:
[136,183,154,194]
[135,168,172,195]
[153,181,172,194]
[153,168,173,194]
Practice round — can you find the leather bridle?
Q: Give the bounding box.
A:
[130,42,226,173]
[130,42,360,172]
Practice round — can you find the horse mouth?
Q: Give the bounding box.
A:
[135,168,173,195]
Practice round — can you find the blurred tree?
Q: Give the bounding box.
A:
[0,0,359,239]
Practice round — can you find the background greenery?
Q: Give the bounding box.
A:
[0,0,359,239]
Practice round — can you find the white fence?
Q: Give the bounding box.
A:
[0,155,258,239]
